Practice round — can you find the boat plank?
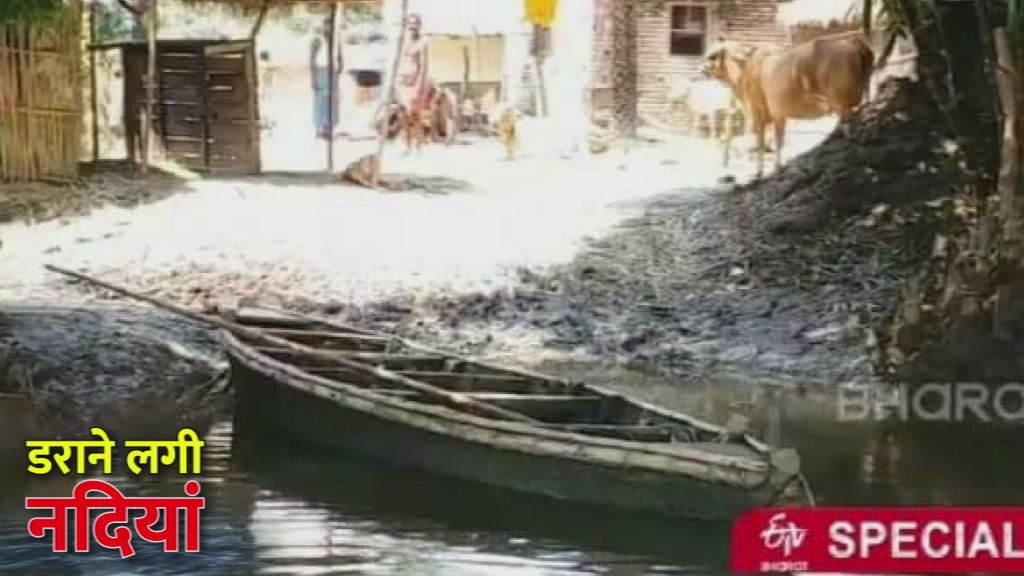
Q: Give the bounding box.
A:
[464,393,599,402]
[261,328,394,351]
[396,370,555,393]
[254,347,445,370]
[262,328,395,344]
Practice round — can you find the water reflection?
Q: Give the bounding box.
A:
[536,361,1024,508]
[233,424,729,575]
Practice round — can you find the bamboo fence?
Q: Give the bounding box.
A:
[0,1,83,182]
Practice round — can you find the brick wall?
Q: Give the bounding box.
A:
[591,0,787,120]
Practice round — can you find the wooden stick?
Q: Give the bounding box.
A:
[376,0,408,162]
[44,265,536,424]
[142,0,158,173]
[326,2,338,173]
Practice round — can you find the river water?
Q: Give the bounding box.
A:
[2,364,1024,575]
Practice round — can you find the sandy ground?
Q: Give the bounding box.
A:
[0,120,844,413]
[0,121,830,306]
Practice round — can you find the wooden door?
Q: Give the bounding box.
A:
[203,42,259,175]
[125,40,259,174]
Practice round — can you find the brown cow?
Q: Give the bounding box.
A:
[703,32,873,176]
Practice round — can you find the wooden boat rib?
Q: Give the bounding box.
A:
[224,307,806,519]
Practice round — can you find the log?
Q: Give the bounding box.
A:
[44,265,536,424]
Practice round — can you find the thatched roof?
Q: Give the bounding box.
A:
[777,0,870,28]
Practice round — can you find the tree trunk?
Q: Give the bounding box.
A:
[900,0,998,177]
[610,0,637,137]
[992,27,1024,339]
[884,4,1024,383]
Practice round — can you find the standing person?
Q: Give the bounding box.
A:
[310,19,343,140]
[396,14,432,116]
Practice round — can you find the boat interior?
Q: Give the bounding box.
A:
[234,311,734,446]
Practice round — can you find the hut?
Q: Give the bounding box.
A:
[590,0,790,125]
[0,1,84,182]
[92,37,264,175]
[86,0,384,174]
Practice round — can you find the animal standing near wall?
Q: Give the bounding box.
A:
[703,32,874,177]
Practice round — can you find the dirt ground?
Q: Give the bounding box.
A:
[2,119,861,396]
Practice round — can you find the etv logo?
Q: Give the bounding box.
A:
[760,513,808,557]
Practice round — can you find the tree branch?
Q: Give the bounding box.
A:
[115,0,141,16]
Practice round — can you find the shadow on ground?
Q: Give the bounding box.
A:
[0,161,189,225]
[250,171,478,195]
[328,170,944,388]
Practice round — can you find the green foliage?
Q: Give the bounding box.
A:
[0,0,64,27]
[95,2,138,43]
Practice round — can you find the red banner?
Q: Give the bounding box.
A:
[732,508,1024,573]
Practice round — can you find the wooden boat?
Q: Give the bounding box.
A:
[223,308,807,520]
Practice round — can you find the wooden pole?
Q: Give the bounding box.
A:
[531,25,548,117]
[44,264,536,424]
[461,43,470,122]
[90,2,100,162]
[326,2,339,172]
[376,0,409,161]
[142,0,158,173]
[246,1,269,175]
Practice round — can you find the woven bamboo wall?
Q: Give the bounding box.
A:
[0,2,83,182]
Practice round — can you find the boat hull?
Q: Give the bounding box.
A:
[230,356,776,520]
